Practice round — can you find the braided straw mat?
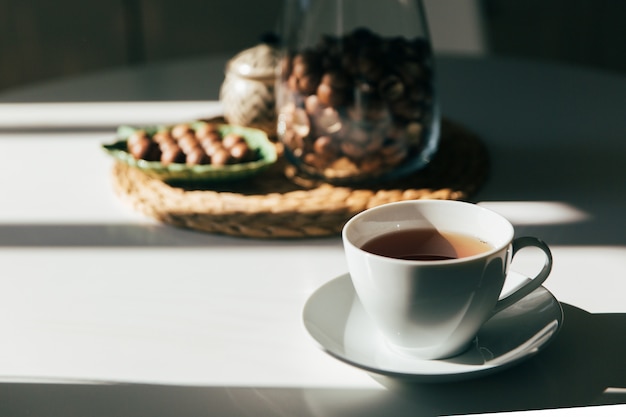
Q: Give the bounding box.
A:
[111,119,489,238]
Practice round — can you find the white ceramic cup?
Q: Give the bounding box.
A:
[342,200,552,360]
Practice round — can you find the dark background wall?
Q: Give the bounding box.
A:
[1,0,624,95]
[483,0,626,74]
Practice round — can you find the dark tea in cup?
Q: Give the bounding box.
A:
[360,229,493,261]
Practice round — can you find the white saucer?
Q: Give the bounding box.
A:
[303,272,563,382]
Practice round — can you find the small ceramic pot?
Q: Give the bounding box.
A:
[220,42,280,135]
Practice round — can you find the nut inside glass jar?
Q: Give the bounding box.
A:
[277,27,439,184]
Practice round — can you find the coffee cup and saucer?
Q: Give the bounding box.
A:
[303,200,564,382]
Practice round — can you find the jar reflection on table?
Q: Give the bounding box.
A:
[276,0,440,184]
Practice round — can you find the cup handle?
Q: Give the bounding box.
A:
[493,236,553,315]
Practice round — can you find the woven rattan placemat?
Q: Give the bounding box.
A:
[110,119,489,238]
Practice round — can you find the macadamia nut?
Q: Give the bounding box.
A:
[125,123,260,167]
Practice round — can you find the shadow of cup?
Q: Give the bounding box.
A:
[373,303,626,414]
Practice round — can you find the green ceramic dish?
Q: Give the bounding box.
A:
[102,122,277,183]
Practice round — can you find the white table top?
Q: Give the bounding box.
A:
[0,55,625,416]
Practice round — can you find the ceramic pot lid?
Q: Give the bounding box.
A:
[226,40,280,80]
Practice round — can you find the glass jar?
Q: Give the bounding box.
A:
[276,0,440,184]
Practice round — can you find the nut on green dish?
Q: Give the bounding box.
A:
[102,121,277,184]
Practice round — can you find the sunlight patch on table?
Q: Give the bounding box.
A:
[478,202,589,225]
